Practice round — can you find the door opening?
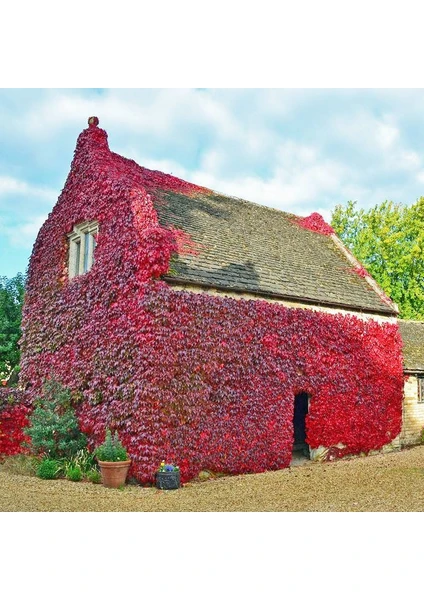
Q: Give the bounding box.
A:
[293,392,310,458]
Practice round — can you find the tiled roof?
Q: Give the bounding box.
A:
[399,320,424,372]
[152,188,396,315]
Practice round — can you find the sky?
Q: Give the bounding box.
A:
[3,88,424,278]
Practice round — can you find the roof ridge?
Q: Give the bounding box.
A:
[191,188,301,220]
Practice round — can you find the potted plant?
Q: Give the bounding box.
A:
[94,429,131,488]
[156,461,180,490]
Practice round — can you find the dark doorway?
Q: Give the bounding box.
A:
[293,392,309,458]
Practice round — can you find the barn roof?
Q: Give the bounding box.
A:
[151,187,397,315]
[78,119,397,316]
[399,320,424,373]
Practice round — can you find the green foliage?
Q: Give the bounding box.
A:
[94,429,128,462]
[69,448,96,472]
[60,448,96,477]
[0,454,40,477]
[86,469,101,484]
[37,458,60,479]
[0,273,25,379]
[331,198,424,319]
[24,379,87,459]
[66,465,83,481]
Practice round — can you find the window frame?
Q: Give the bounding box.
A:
[68,221,98,279]
[418,376,424,404]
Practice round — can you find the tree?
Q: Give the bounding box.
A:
[24,379,87,459]
[331,198,424,320]
[0,273,25,379]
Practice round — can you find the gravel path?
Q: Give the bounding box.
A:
[1,446,424,511]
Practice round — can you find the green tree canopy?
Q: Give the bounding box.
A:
[331,198,424,320]
[0,273,25,379]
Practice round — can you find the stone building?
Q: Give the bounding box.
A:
[18,118,408,482]
[399,320,424,446]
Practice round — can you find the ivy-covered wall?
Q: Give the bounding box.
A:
[13,121,404,483]
[0,389,30,455]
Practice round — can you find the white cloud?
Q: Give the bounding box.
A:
[199,149,225,174]
[375,120,399,149]
[119,153,191,181]
[0,175,56,202]
[331,111,401,152]
[397,150,421,170]
[0,215,47,249]
[127,139,348,214]
[15,89,243,143]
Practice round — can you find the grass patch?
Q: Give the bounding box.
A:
[0,454,40,477]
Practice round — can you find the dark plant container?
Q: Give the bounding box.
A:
[156,470,180,490]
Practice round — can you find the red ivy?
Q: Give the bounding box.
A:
[297,212,335,235]
[17,121,404,483]
[352,265,371,279]
[0,390,30,455]
[168,226,204,256]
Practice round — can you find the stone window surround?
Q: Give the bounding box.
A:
[418,376,424,403]
[68,220,98,279]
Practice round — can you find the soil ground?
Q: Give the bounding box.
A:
[1,445,424,512]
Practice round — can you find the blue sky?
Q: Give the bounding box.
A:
[3,88,424,278]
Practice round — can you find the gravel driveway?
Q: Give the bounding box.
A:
[1,446,424,511]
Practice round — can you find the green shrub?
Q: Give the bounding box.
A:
[37,458,60,480]
[94,429,128,462]
[24,379,87,459]
[66,465,83,482]
[86,469,101,484]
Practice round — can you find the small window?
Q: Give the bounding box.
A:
[68,221,98,279]
[418,377,424,403]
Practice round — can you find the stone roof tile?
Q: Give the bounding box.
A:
[153,188,396,315]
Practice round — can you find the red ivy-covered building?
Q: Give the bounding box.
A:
[17,117,405,483]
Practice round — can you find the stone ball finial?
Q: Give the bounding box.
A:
[88,116,99,128]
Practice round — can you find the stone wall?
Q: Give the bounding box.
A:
[401,375,424,446]
[168,282,397,323]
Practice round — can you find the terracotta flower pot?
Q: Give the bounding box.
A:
[98,460,131,488]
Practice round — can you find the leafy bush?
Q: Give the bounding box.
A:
[94,429,128,462]
[37,458,60,479]
[86,469,101,484]
[66,465,82,482]
[24,379,87,459]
